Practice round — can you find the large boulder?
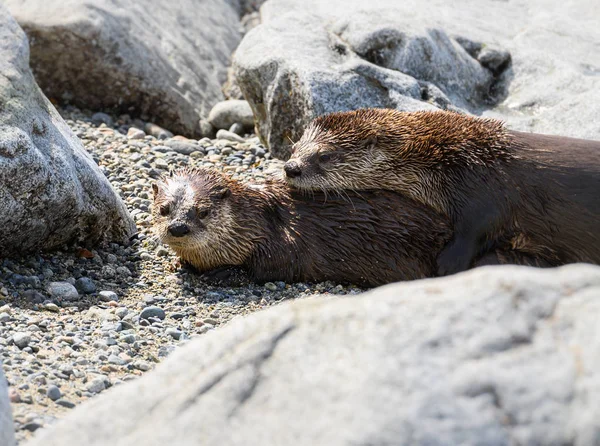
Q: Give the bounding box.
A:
[234,0,599,158]
[3,0,242,137]
[25,264,600,446]
[0,6,135,256]
[1,364,16,446]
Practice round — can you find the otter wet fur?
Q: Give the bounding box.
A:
[284,108,600,275]
[152,168,545,287]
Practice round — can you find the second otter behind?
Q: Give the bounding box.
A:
[284,108,600,275]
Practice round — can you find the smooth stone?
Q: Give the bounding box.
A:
[127,127,146,140]
[75,277,96,294]
[216,129,245,143]
[12,332,31,349]
[208,100,254,130]
[98,291,119,302]
[91,112,114,127]
[47,282,79,301]
[46,385,61,401]
[140,306,166,321]
[85,378,106,394]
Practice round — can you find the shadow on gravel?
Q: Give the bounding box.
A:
[0,240,143,312]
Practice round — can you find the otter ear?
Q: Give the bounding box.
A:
[361,135,377,151]
[220,187,231,199]
[212,187,231,201]
[151,183,159,196]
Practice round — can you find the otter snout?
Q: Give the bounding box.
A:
[284,161,302,178]
[168,222,190,238]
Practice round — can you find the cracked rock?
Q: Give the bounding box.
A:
[24,264,600,446]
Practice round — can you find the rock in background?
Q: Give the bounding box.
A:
[24,264,600,446]
[2,0,242,137]
[234,0,600,158]
[1,364,16,446]
[0,6,135,256]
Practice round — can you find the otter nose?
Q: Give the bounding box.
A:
[168,222,190,238]
[284,161,302,178]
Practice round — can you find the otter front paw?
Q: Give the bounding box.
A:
[200,266,249,287]
[436,240,475,276]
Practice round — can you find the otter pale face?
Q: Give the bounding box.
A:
[152,170,235,270]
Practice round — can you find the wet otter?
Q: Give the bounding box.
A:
[284,108,600,275]
[152,168,548,287]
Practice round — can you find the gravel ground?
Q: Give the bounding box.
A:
[0,107,362,444]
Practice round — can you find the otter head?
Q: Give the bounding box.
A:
[283,109,398,191]
[152,168,250,271]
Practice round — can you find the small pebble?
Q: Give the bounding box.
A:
[47,385,62,401]
[264,282,277,292]
[91,112,113,127]
[216,129,245,143]
[85,378,106,394]
[75,277,97,294]
[98,290,119,302]
[55,399,76,409]
[166,327,183,340]
[127,127,146,139]
[140,306,166,321]
[13,332,31,349]
[47,282,79,301]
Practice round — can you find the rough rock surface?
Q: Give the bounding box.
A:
[1,364,16,446]
[0,7,135,256]
[25,264,600,446]
[234,0,599,158]
[3,0,242,137]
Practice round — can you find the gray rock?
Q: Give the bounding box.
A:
[75,277,96,294]
[198,119,216,139]
[23,264,600,446]
[126,127,146,140]
[139,306,166,321]
[98,291,118,302]
[165,328,183,340]
[47,385,61,401]
[234,0,600,158]
[12,332,31,349]
[0,366,16,446]
[144,123,173,140]
[91,112,114,127]
[47,282,79,301]
[85,378,106,395]
[163,140,199,156]
[208,100,255,130]
[3,0,242,137]
[216,129,245,143]
[229,123,245,136]
[55,399,76,409]
[0,7,135,256]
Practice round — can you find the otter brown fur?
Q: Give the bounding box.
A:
[152,168,548,287]
[284,108,600,275]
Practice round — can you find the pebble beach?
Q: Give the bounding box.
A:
[0,107,361,443]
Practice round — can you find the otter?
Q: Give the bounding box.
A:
[283,108,600,275]
[152,168,548,287]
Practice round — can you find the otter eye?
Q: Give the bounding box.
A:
[197,209,209,219]
[159,205,170,216]
[319,153,332,163]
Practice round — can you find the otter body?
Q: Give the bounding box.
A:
[152,168,544,287]
[284,109,600,275]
